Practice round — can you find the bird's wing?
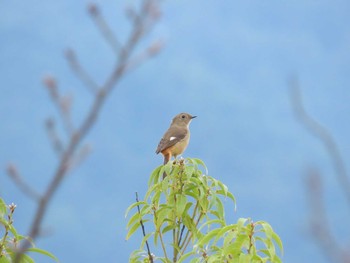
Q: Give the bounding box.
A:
[156,126,187,154]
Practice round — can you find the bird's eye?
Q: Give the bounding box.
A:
[181,115,185,119]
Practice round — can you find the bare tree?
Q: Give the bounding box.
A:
[290,78,350,263]
[6,1,163,261]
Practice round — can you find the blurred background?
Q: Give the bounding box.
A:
[1,0,350,262]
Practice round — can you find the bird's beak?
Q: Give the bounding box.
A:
[191,115,197,119]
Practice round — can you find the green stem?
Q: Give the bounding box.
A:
[0,208,14,257]
[179,201,200,251]
[181,213,203,255]
[247,222,255,254]
[172,176,178,262]
[154,208,169,261]
[173,227,176,262]
[159,231,169,261]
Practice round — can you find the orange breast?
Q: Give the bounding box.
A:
[161,133,190,157]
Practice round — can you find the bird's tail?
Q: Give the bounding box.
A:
[163,154,170,165]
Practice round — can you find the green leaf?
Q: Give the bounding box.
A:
[27,247,59,262]
[183,202,193,215]
[153,229,159,247]
[197,228,221,247]
[259,221,273,239]
[162,224,175,234]
[149,165,163,186]
[238,253,251,263]
[155,207,171,230]
[125,201,147,218]
[140,204,152,217]
[8,223,19,240]
[229,234,249,255]
[0,198,7,218]
[127,212,141,229]
[126,221,142,240]
[198,195,209,213]
[214,196,225,220]
[198,219,225,232]
[223,228,236,248]
[129,249,145,262]
[20,253,35,263]
[178,251,195,263]
[184,166,195,178]
[191,158,208,174]
[176,194,187,218]
[207,254,222,263]
[214,224,237,243]
[190,258,201,263]
[217,181,228,197]
[145,183,159,201]
[140,232,153,250]
[160,162,173,178]
[216,189,236,211]
[183,214,196,233]
[260,249,271,257]
[151,190,161,206]
[0,256,11,263]
[272,232,284,255]
[237,218,249,231]
[251,254,264,262]
[0,217,9,227]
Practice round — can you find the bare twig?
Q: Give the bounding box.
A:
[88,3,122,55]
[305,170,346,262]
[290,78,350,263]
[45,118,64,155]
[136,192,153,263]
[177,224,186,246]
[65,49,99,94]
[43,76,74,135]
[290,78,350,206]
[68,144,92,171]
[6,164,40,202]
[13,1,162,261]
[181,212,202,255]
[125,39,164,73]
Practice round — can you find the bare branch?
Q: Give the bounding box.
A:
[45,118,64,155]
[68,144,92,171]
[305,170,348,263]
[102,1,162,96]
[125,39,164,73]
[13,1,163,261]
[65,49,99,94]
[43,75,74,135]
[6,164,40,202]
[136,192,153,263]
[291,78,350,263]
[289,78,350,206]
[88,3,122,55]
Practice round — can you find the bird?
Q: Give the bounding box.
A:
[156,113,196,175]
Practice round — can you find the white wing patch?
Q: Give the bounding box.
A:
[170,136,177,141]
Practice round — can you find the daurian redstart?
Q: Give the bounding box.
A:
[156,113,196,172]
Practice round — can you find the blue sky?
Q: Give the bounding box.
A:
[1,0,350,262]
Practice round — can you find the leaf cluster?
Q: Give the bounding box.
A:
[0,198,58,263]
[126,158,283,262]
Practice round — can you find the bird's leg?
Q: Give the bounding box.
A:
[173,155,178,165]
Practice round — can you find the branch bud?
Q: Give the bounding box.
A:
[88,3,99,16]
[148,40,164,55]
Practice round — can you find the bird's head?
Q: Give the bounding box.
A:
[172,112,197,126]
